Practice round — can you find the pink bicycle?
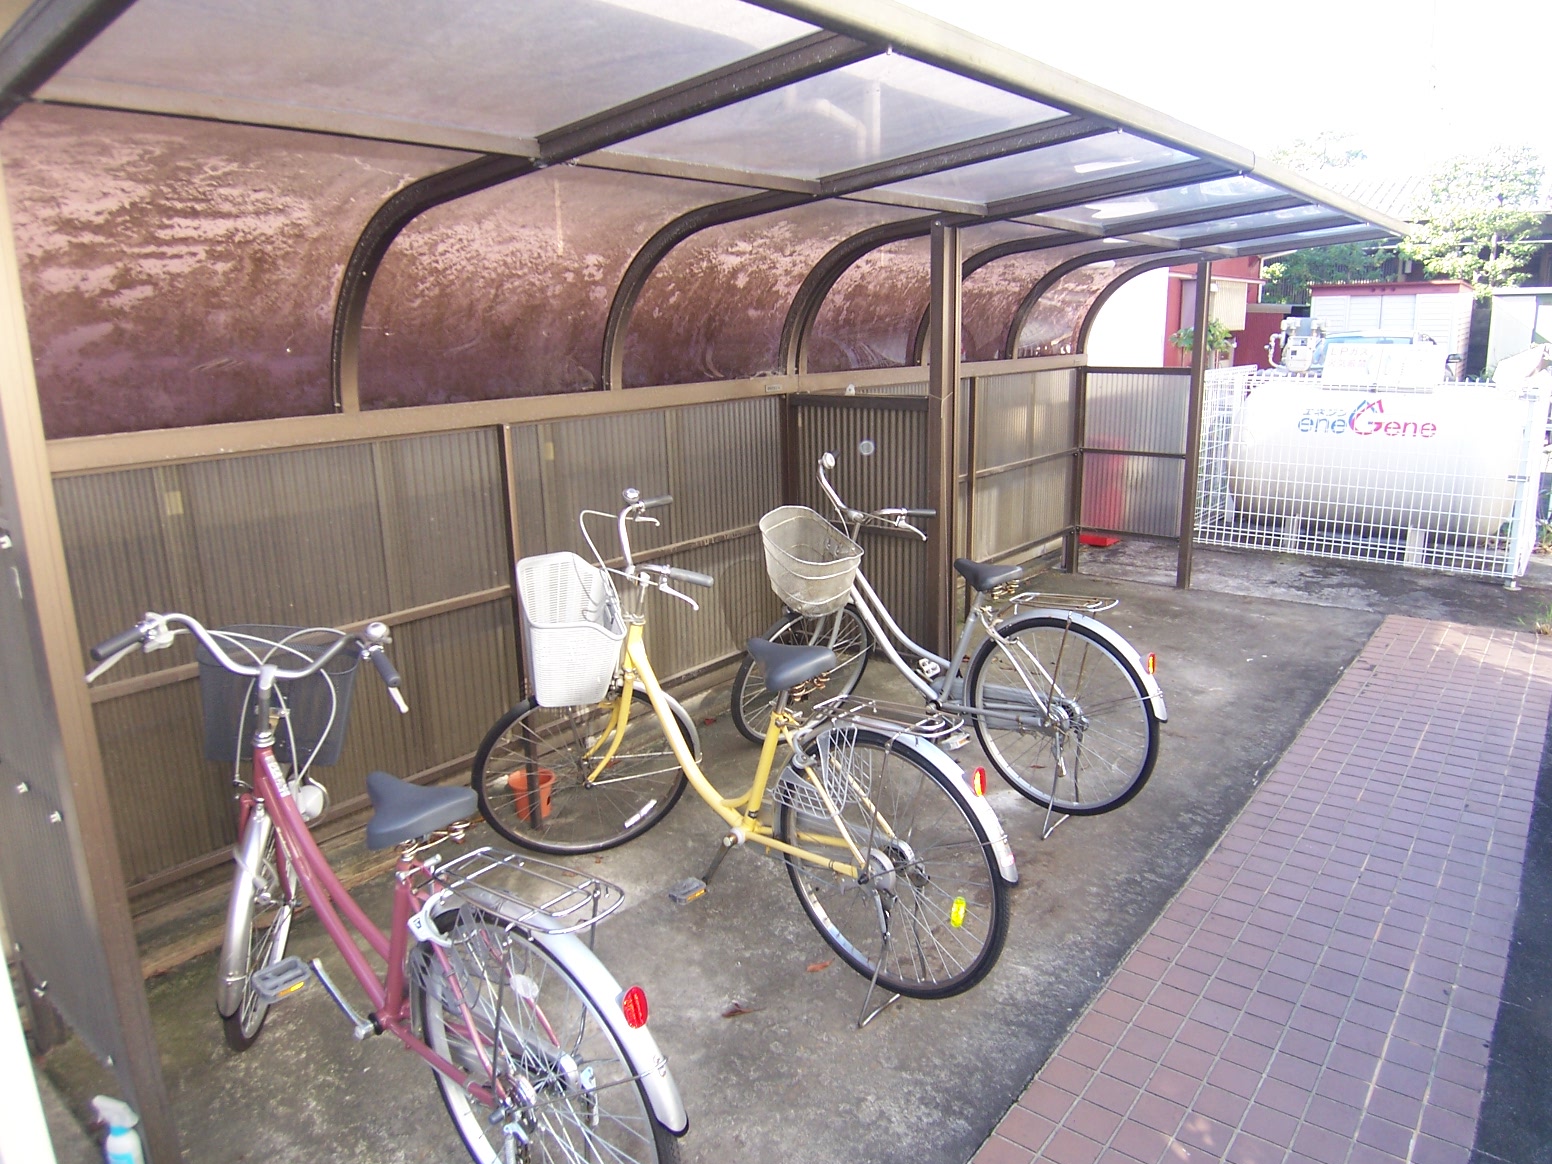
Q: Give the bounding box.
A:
[88,612,685,1164]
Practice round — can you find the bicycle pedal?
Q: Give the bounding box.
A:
[668,878,708,905]
[251,956,310,1004]
[943,732,971,751]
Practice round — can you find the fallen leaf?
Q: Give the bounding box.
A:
[721,1001,762,1018]
[806,960,832,973]
[702,716,718,725]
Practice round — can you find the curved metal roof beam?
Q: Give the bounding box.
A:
[608,112,1115,385]
[329,30,878,409]
[0,0,135,119]
[788,158,1238,373]
[1074,252,1206,355]
[1000,243,1169,360]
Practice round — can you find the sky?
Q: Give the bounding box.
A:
[894,0,1550,182]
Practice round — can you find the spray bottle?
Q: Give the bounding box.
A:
[91,1096,145,1164]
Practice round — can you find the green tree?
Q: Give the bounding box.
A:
[1260,243,1389,304]
[1398,147,1546,297]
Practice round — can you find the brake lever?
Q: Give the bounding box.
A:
[656,581,700,612]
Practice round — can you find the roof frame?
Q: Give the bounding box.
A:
[0,0,134,118]
[330,28,881,410]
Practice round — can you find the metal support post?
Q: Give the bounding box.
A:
[1177,260,1211,589]
[926,221,962,655]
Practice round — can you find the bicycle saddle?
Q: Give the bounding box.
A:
[364,770,478,849]
[746,637,839,694]
[953,557,1024,593]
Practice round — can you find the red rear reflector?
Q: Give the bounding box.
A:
[1146,652,1156,675]
[621,985,649,1029]
[971,767,987,796]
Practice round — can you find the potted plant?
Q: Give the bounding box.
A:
[1169,320,1236,368]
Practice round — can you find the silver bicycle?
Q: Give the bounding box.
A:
[732,449,1169,822]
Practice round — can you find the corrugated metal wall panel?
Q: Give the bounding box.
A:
[975,369,1075,467]
[971,457,1071,559]
[1085,371,1189,456]
[1083,452,1183,536]
[787,396,930,644]
[374,429,508,609]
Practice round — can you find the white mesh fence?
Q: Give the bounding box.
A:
[1195,370,1549,581]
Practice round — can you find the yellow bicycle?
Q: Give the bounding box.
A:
[473,490,1017,1000]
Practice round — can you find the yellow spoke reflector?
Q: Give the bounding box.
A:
[950,896,967,928]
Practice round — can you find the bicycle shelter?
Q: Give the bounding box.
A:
[0,2,1404,1158]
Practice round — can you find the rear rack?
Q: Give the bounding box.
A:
[1000,590,1118,616]
[421,846,626,936]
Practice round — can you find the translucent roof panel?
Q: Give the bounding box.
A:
[615,54,1066,181]
[1145,204,1338,245]
[42,0,814,151]
[1014,258,1156,358]
[359,169,750,406]
[807,238,931,373]
[876,131,1192,207]
[1217,224,1387,255]
[961,220,1078,253]
[0,103,470,439]
[962,241,1113,362]
[1030,174,1282,231]
[623,199,922,388]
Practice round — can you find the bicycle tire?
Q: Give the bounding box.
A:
[217,814,295,1052]
[776,724,1007,999]
[473,692,691,854]
[416,914,678,1164]
[729,606,871,744]
[967,612,1159,815]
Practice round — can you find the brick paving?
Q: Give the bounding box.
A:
[974,616,1552,1164]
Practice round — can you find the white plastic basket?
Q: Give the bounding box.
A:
[759,506,863,616]
[516,552,625,706]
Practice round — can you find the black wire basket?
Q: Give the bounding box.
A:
[196,625,360,769]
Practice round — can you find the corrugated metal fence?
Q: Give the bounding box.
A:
[61,398,785,896]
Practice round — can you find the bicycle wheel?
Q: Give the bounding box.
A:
[217,813,295,1052]
[776,724,1007,999]
[967,612,1159,815]
[474,692,691,854]
[729,606,871,744]
[416,913,678,1164]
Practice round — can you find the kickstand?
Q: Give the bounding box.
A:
[1040,801,1069,841]
[856,933,902,1029]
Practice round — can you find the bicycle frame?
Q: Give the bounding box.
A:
[239,732,492,1093]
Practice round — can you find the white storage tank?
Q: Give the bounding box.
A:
[1226,382,1530,538]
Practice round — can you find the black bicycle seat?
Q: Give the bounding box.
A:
[953,558,1024,593]
[746,637,839,694]
[364,770,477,849]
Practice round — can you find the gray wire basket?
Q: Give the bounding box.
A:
[759,506,862,617]
[774,724,875,820]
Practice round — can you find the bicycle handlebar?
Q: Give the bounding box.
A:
[90,625,147,662]
[86,612,409,712]
[817,452,932,540]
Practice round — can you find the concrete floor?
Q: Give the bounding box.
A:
[35,542,1552,1164]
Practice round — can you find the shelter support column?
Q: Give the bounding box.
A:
[926,221,961,654]
[1177,260,1211,589]
[0,163,179,1159]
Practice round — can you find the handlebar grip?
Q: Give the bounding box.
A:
[90,625,146,662]
[664,566,714,588]
[638,495,672,510]
[366,645,401,689]
[904,508,936,517]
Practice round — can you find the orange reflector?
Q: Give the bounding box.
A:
[1146,652,1156,676]
[950,897,967,928]
[971,767,987,797]
[621,985,649,1029]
